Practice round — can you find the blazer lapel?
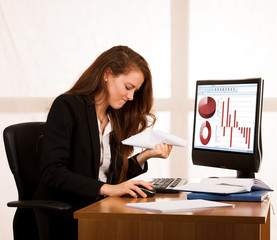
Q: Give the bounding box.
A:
[86,103,101,178]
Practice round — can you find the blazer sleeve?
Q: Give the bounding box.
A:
[127,154,148,180]
[39,95,104,201]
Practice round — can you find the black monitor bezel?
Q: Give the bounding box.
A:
[191,78,263,177]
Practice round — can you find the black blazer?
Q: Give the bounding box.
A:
[34,94,147,209]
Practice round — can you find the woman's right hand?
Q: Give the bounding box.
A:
[99,180,153,198]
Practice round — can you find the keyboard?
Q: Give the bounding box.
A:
[150,178,187,193]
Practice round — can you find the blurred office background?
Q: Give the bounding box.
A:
[1,0,277,239]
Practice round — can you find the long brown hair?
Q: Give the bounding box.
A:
[66,46,156,182]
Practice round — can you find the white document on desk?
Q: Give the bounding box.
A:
[126,199,234,213]
[121,129,187,149]
[173,178,273,194]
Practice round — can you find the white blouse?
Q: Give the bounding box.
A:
[97,118,112,182]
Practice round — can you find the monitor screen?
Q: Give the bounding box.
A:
[192,78,263,178]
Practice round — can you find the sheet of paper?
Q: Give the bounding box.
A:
[126,199,234,213]
[121,128,187,149]
[174,183,249,194]
[200,177,253,186]
[199,178,272,191]
[174,178,273,194]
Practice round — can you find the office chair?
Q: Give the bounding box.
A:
[3,122,72,240]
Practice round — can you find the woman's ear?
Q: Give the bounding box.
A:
[104,67,113,79]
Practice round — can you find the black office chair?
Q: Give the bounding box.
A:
[3,122,72,240]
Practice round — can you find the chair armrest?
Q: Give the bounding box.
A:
[7,200,72,211]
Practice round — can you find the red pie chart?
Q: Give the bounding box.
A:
[200,121,211,145]
[198,96,216,119]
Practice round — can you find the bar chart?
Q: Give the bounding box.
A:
[216,96,256,151]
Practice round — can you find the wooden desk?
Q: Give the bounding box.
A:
[74,192,270,240]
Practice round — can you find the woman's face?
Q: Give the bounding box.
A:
[106,70,144,109]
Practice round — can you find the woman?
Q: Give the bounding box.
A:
[34,46,172,239]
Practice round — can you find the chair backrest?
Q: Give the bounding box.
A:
[4,122,72,240]
[4,122,45,200]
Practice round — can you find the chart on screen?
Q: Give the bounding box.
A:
[194,84,257,154]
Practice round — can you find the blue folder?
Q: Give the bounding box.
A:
[187,190,269,202]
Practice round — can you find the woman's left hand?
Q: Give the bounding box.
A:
[136,143,173,166]
[147,143,173,159]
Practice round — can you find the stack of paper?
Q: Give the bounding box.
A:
[173,178,272,195]
[126,199,234,213]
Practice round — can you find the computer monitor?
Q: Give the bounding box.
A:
[192,78,264,178]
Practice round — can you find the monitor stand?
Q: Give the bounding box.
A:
[237,170,255,178]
